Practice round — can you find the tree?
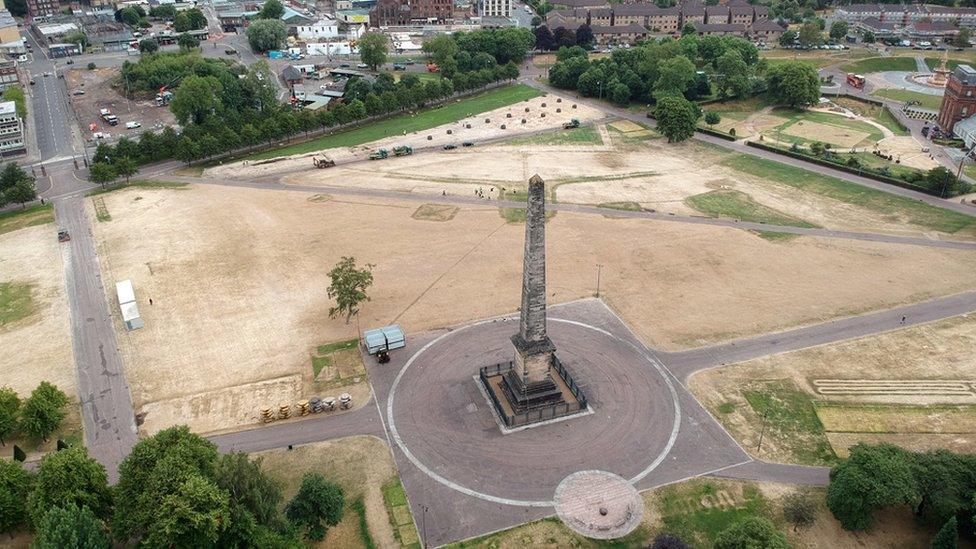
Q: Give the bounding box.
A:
[246,19,287,53]
[88,162,117,189]
[3,178,35,208]
[782,491,817,531]
[766,61,820,107]
[285,473,344,541]
[171,75,223,125]
[214,452,283,529]
[655,55,696,96]
[714,517,790,549]
[863,30,876,43]
[0,388,19,446]
[926,166,959,197]
[651,533,689,548]
[113,426,221,541]
[178,32,200,51]
[798,21,822,47]
[185,8,207,30]
[576,24,594,46]
[19,381,68,442]
[258,0,284,19]
[655,95,700,143]
[0,459,32,534]
[779,29,797,48]
[715,49,751,98]
[143,475,231,548]
[65,30,88,49]
[610,81,630,106]
[827,443,920,531]
[34,504,111,549]
[681,22,697,36]
[6,0,26,17]
[704,111,721,126]
[119,6,141,25]
[326,257,374,323]
[932,516,958,549]
[829,21,849,42]
[953,27,971,49]
[114,156,138,183]
[138,38,158,54]
[358,32,389,71]
[27,446,112,526]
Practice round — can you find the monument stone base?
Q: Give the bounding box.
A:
[479,355,588,430]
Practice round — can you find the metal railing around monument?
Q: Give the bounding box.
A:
[479,359,588,428]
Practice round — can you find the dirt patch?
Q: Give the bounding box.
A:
[0,224,75,400]
[826,432,976,458]
[412,203,459,222]
[64,67,176,143]
[876,136,939,170]
[782,120,869,148]
[254,435,402,549]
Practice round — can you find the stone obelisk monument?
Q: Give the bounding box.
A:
[511,174,557,386]
[480,174,587,429]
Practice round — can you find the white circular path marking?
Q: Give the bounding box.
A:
[386,316,682,508]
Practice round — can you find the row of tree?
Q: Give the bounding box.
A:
[92,55,518,171]
[0,425,346,546]
[0,382,69,446]
[827,443,976,547]
[0,163,37,209]
[422,27,536,78]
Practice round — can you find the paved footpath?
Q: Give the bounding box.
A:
[54,180,138,482]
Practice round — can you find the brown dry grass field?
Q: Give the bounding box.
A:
[254,435,405,549]
[87,176,976,433]
[690,314,976,462]
[0,223,75,399]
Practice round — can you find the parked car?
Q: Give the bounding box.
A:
[72,89,85,95]
[443,144,457,150]
[339,63,350,67]
[92,132,110,139]
[357,63,369,69]
[462,141,474,147]
[65,59,73,64]
[393,63,405,70]
[125,121,141,129]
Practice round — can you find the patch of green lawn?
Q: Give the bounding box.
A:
[871,88,944,110]
[598,201,642,212]
[0,203,54,236]
[685,189,817,228]
[841,56,918,74]
[924,57,971,71]
[767,108,885,146]
[0,282,34,326]
[316,339,359,355]
[249,85,544,160]
[657,480,773,547]
[87,179,189,196]
[350,498,377,549]
[503,124,603,146]
[720,154,976,234]
[743,379,837,465]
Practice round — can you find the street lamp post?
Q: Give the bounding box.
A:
[595,263,603,297]
[422,506,429,548]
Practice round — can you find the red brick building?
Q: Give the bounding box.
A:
[411,0,453,22]
[937,65,976,134]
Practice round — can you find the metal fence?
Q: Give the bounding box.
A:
[479,359,588,428]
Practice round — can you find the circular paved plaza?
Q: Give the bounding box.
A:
[387,316,679,506]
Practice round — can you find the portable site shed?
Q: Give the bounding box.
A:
[115,279,143,331]
[363,324,405,355]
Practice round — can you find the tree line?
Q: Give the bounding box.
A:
[0,382,69,446]
[0,164,37,209]
[0,425,345,547]
[89,52,518,180]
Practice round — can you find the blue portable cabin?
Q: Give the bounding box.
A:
[363,325,405,355]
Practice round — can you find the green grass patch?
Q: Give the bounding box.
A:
[382,478,408,508]
[249,85,543,160]
[657,479,772,546]
[754,230,801,241]
[87,179,189,196]
[841,56,918,74]
[876,105,910,135]
[830,96,909,136]
[311,355,332,378]
[718,402,737,414]
[598,201,642,212]
[924,57,971,71]
[448,516,651,548]
[0,203,54,236]
[503,124,603,146]
[381,478,420,548]
[871,88,944,110]
[0,282,34,326]
[499,188,557,223]
[685,189,817,228]
[350,498,377,549]
[743,379,837,465]
[720,154,976,234]
[766,107,885,147]
[316,339,359,355]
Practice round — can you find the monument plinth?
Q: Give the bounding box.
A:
[480,175,588,429]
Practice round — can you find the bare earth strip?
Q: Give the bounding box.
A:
[0,224,75,399]
[88,183,976,433]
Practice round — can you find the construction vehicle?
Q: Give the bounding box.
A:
[57,230,70,243]
[563,118,580,129]
[369,149,389,160]
[393,145,413,156]
[99,108,118,126]
[313,156,336,168]
[846,73,865,89]
[154,90,173,106]
[426,62,439,73]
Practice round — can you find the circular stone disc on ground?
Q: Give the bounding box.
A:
[389,317,678,504]
[554,470,645,539]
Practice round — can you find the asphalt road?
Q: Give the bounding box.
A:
[51,164,138,483]
[22,31,77,162]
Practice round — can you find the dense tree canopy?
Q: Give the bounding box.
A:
[0,163,36,208]
[0,459,32,534]
[826,443,922,531]
[19,381,68,441]
[34,504,111,549]
[655,95,700,143]
[766,61,820,107]
[247,19,287,53]
[27,446,112,527]
[170,74,223,125]
[358,32,389,71]
[285,473,344,541]
[714,517,790,549]
[258,0,284,19]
